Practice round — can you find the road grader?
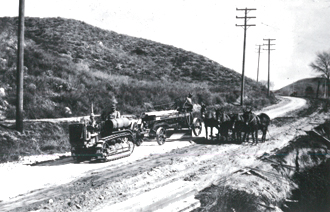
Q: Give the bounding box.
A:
[68,101,202,162]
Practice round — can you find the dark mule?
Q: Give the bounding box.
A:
[201,104,219,140]
[215,108,232,142]
[242,109,259,144]
[257,113,270,142]
[231,113,245,143]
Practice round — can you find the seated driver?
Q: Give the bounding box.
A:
[184,93,193,112]
[107,104,121,119]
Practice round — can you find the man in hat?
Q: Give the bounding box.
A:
[101,103,121,121]
[108,104,121,119]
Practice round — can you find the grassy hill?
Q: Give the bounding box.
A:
[0,17,275,119]
[275,77,328,98]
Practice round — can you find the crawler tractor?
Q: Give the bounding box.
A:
[69,112,141,162]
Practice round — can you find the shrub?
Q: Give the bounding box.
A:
[195,89,213,105]
[4,105,16,119]
[212,94,225,105]
[226,92,238,103]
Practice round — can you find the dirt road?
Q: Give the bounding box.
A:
[2,96,325,212]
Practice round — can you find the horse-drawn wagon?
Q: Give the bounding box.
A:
[137,107,202,145]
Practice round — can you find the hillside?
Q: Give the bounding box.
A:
[275,77,327,98]
[0,17,275,119]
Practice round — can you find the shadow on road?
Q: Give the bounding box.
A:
[29,156,79,166]
[192,136,242,145]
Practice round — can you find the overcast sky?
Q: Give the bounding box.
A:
[2,0,330,89]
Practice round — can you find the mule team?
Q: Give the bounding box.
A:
[201,104,270,144]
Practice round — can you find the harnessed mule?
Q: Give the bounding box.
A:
[231,113,245,143]
[216,109,232,142]
[257,113,270,142]
[201,104,219,140]
[242,109,260,144]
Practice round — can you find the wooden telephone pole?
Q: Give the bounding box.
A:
[263,39,275,96]
[256,44,262,82]
[236,8,256,105]
[16,0,25,132]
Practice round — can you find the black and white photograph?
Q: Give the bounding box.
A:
[0,0,330,211]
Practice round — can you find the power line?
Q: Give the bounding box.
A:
[236,8,256,106]
[263,39,276,96]
[260,22,280,30]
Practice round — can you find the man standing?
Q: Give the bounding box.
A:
[184,93,193,112]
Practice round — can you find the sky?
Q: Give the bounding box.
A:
[1,0,330,90]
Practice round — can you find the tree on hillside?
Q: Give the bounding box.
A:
[259,80,274,90]
[310,50,330,98]
[305,86,314,98]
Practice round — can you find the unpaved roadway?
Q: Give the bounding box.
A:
[2,96,326,212]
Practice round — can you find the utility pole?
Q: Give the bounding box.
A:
[324,78,327,98]
[316,80,320,99]
[263,39,275,96]
[236,8,256,106]
[16,0,25,132]
[256,44,262,82]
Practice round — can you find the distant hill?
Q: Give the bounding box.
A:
[275,77,328,98]
[0,17,275,119]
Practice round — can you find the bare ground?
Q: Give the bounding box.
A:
[0,97,329,212]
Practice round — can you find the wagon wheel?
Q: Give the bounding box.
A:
[192,117,202,136]
[156,127,166,145]
[182,103,193,127]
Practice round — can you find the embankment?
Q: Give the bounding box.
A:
[193,123,330,212]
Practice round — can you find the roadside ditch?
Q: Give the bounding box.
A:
[192,121,330,212]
